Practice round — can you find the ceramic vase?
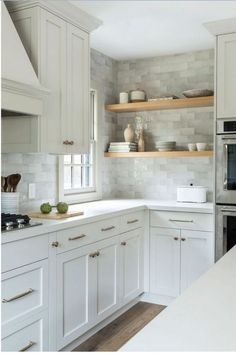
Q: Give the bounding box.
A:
[124,124,135,143]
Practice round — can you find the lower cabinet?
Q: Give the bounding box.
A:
[150,227,213,298]
[120,229,143,304]
[1,311,49,352]
[150,228,180,297]
[56,236,120,349]
[56,229,143,350]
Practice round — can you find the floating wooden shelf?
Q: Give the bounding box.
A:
[104,151,214,158]
[105,96,214,113]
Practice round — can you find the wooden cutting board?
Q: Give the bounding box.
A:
[29,211,84,220]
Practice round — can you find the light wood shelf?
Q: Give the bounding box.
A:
[105,96,214,113]
[104,151,214,158]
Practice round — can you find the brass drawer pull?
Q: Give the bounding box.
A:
[2,288,34,303]
[173,237,179,241]
[101,226,115,232]
[89,251,100,258]
[181,238,186,241]
[52,241,59,247]
[19,341,36,352]
[68,234,86,241]
[169,219,193,223]
[127,219,139,224]
[121,241,127,246]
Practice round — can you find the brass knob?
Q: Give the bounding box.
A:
[89,251,100,258]
[181,238,186,241]
[69,140,74,145]
[63,140,69,145]
[52,241,59,247]
[173,237,179,241]
[121,241,127,246]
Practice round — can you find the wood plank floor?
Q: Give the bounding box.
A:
[73,302,165,352]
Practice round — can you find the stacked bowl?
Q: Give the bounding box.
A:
[155,141,176,152]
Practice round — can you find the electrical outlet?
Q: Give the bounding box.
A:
[28,183,36,199]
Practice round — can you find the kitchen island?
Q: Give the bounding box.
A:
[120,246,236,352]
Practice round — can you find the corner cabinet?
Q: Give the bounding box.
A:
[3,1,98,154]
[216,33,236,119]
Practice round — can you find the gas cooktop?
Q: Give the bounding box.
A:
[1,213,42,233]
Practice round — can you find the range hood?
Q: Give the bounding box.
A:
[1,2,48,116]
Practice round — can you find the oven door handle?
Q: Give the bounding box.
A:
[221,136,236,140]
[223,144,228,191]
[221,208,236,216]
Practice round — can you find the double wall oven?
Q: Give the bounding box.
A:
[216,119,236,260]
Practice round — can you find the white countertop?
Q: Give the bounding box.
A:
[120,246,236,352]
[2,199,213,243]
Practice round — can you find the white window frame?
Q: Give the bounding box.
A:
[58,83,103,204]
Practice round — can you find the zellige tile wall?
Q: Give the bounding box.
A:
[1,49,214,208]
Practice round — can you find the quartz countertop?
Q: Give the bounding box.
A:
[2,199,213,243]
[120,246,236,352]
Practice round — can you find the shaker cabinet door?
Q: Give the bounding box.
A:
[150,228,180,298]
[66,24,90,154]
[217,33,236,119]
[180,230,213,293]
[39,10,68,153]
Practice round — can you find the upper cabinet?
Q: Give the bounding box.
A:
[2,1,101,154]
[217,33,236,119]
[205,18,236,119]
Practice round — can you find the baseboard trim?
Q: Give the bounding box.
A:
[61,297,141,352]
[141,292,175,306]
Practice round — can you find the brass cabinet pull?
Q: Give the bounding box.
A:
[63,140,69,145]
[19,341,36,352]
[2,288,34,303]
[68,140,74,145]
[173,237,179,241]
[101,226,115,232]
[121,241,127,246]
[169,219,193,223]
[68,234,86,241]
[89,251,100,258]
[181,238,186,241]
[127,219,139,224]
[52,241,59,247]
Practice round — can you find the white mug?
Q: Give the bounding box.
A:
[188,143,197,151]
[196,143,208,151]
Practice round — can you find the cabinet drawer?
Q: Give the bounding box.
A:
[2,260,48,328]
[150,211,213,231]
[2,234,49,273]
[56,217,120,254]
[2,312,48,352]
[120,211,144,233]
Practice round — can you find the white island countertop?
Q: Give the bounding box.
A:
[2,199,213,243]
[120,246,236,352]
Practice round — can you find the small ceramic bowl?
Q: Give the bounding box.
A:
[188,143,197,151]
[196,143,208,151]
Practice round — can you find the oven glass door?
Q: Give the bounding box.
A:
[223,213,236,254]
[216,135,236,204]
[224,143,236,190]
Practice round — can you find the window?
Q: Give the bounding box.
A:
[59,88,101,203]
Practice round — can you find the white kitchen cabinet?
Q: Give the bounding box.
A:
[3,1,98,154]
[120,229,143,304]
[149,210,214,300]
[150,228,180,297]
[2,312,49,352]
[56,236,119,350]
[217,33,236,119]
[180,230,213,292]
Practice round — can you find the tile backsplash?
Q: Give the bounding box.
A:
[1,48,214,208]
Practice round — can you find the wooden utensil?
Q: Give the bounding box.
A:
[2,176,8,192]
[6,174,21,192]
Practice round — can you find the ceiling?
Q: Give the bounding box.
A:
[70,1,236,60]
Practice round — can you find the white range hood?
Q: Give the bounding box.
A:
[1,2,48,116]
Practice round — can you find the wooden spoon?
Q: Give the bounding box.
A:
[1,176,6,192]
